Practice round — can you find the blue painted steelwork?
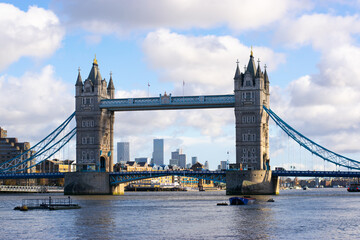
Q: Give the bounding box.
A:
[1,170,359,182]
[3,128,76,173]
[273,170,360,178]
[109,170,226,185]
[0,172,65,179]
[0,113,76,173]
[264,106,360,170]
[100,94,235,111]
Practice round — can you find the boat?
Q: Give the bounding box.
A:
[229,197,256,205]
[303,186,309,190]
[347,183,360,192]
[14,197,81,211]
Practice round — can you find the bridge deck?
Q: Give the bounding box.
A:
[1,170,360,182]
[99,94,235,111]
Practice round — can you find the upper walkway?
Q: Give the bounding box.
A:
[99,94,235,111]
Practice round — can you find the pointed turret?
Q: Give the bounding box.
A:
[234,60,241,80]
[76,68,83,86]
[246,47,257,77]
[264,67,269,83]
[256,61,263,78]
[107,72,115,90]
[263,64,270,91]
[107,72,115,98]
[88,55,102,85]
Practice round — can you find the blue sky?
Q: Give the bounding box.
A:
[1,0,360,170]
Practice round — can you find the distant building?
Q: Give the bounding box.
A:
[152,139,164,165]
[191,156,198,165]
[204,161,209,170]
[0,127,34,173]
[170,149,186,168]
[117,142,130,164]
[135,157,151,164]
[169,159,179,166]
[219,161,227,170]
[179,154,186,169]
[36,159,75,173]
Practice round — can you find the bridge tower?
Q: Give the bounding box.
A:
[227,50,278,195]
[234,50,270,170]
[65,57,123,195]
[75,57,115,172]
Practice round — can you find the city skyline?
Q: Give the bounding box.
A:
[0,1,360,170]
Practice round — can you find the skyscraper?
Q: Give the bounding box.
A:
[204,161,209,170]
[170,148,186,168]
[191,156,197,165]
[153,139,164,165]
[117,142,130,164]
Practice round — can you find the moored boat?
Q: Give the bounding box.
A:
[229,197,256,205]
[347,183,360,192]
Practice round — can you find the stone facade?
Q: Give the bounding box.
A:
[0,127,34,173]
[234,51,270,170]
[75,57,115,172]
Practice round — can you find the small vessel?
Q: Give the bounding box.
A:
[217,202,228,206]
[303,186,309,190]
[14,196,80,211]
[267,198,275,202]
[347,183,360,192]
[229,197,256,205]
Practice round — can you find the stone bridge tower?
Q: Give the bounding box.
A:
[234,50,270,170]
[227,50,277,195]
[75,57,115,172]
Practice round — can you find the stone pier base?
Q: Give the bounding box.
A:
[64,172,124,195]
[226,170,279,195]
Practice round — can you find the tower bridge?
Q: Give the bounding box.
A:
[2,51,360,195]
[64,51,275,195]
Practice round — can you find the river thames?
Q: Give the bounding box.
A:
[0,188,359,240]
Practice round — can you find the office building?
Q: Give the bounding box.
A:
[191,156,197,165]
[170,148,186,168]
[153,139,164,165]
[204,161,209,170]
[117,142,130,164]
[135,157,151,164]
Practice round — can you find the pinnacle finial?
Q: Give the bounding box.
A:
[110,71,112,77]
[78,67,81,73]
[93,54,98,65]
[236,59,239,65]
[264,64,267,70]
[250,46,253,57]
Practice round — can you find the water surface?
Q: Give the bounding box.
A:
[0,189,359,240]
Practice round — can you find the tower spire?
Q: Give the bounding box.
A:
[234,59,241,80]
[76,67,83,86]
[256,58,263,78]
[246,47,256,77]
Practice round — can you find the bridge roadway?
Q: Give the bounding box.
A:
[1,170,360,183]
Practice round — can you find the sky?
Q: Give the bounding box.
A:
[1,0,360,170]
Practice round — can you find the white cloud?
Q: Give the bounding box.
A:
[276,14,360,50]
[54,0,307,35]
[0,65,73,143]
[142,29,285,95]
[268,13,360,157]
[0,3,64,71]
